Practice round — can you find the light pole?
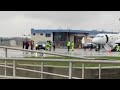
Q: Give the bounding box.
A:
[69,30,70,39]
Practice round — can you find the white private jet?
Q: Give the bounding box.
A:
[92,33,120,51]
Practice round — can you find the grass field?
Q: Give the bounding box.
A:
[87,56,120,60]
[1,56,120,67]
[20,56,120,67]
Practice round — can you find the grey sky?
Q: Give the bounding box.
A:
[0,11,120,37]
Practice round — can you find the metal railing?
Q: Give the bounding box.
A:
[0,58,119,79]
[0,46,97,59]
[0,46,119,79]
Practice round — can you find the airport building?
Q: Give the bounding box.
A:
[31,28,118,48]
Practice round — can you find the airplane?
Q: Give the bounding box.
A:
[92,33,120,51]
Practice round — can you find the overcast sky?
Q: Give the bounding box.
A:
[1,11,120,37]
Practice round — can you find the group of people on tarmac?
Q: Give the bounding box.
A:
[23,40,34,50]
[67,40,74,52]
[42,40,74,52]
[45,40,74,52]
[23,39,75,52]
[45,41,56,51]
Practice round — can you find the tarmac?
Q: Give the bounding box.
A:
[0,47,120,58]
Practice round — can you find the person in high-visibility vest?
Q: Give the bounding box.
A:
[49,41,52,51]
[67,40,70,51]
[45,44,47,50]
[53,41,56,51]
[118,45,120,52]
[35,43,38,50]
[116,44,119,52]
[45,41,49,50]
[71,42,74,51]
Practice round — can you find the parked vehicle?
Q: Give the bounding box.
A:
[83,43,96,49]
[35,42,46,50]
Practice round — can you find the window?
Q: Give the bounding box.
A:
[46,33,51,37]
[40,33,43,35]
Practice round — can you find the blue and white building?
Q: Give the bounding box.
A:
[31,28,118,48]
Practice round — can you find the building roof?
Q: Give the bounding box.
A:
[31,28,118,36]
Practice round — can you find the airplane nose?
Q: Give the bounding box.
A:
[92,38,98,44]
[92,38,95,43]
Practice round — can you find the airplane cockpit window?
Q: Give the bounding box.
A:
[95,36,104,38]
[96,36,100,38]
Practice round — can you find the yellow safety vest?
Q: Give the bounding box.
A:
[67,41,70,46]
[71,42,74,47]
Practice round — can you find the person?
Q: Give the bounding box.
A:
[30,40,34,50]
[22,41,25,49]
[45,41,50,51]
[32,41,35,50]
[53,41,56,51]
[25,41,29,49]
[30,40,32,50]
[49,41,52,51]
[35,43,38,50]
[116,44,119,52]
[71,41,74,51]
[67,40,70,51]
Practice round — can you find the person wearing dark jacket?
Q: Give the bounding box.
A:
[67,40,70,51]
[53,41,56,51]
[23,41,25,49]
[25,41,29,49]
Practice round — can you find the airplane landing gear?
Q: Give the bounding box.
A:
[95,44,100,51]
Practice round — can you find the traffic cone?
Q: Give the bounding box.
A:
[108,49,112,56]
[108,49,111,53]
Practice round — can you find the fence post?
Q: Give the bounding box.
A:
[5,60,7,77]
[82,63,85,79]
[41,62,44,79]
[5,48,7,58]
[69,62,73,79]
[13,60,16,78]
[5,47,7,77]
[99,64,101,79]
[40,51,44,79]
[41,51,45,58]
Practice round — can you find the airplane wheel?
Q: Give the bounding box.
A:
[95,48,98,51]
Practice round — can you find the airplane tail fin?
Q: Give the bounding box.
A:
[81,37,85,44]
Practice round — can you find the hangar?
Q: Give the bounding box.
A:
[31,28,118,48]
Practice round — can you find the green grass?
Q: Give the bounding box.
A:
[15,60,120,68]
[1,56,120,67]
[15,61,120,67]
[25,56,81,59]
[87,56,120,60]
[20,56,120,67]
